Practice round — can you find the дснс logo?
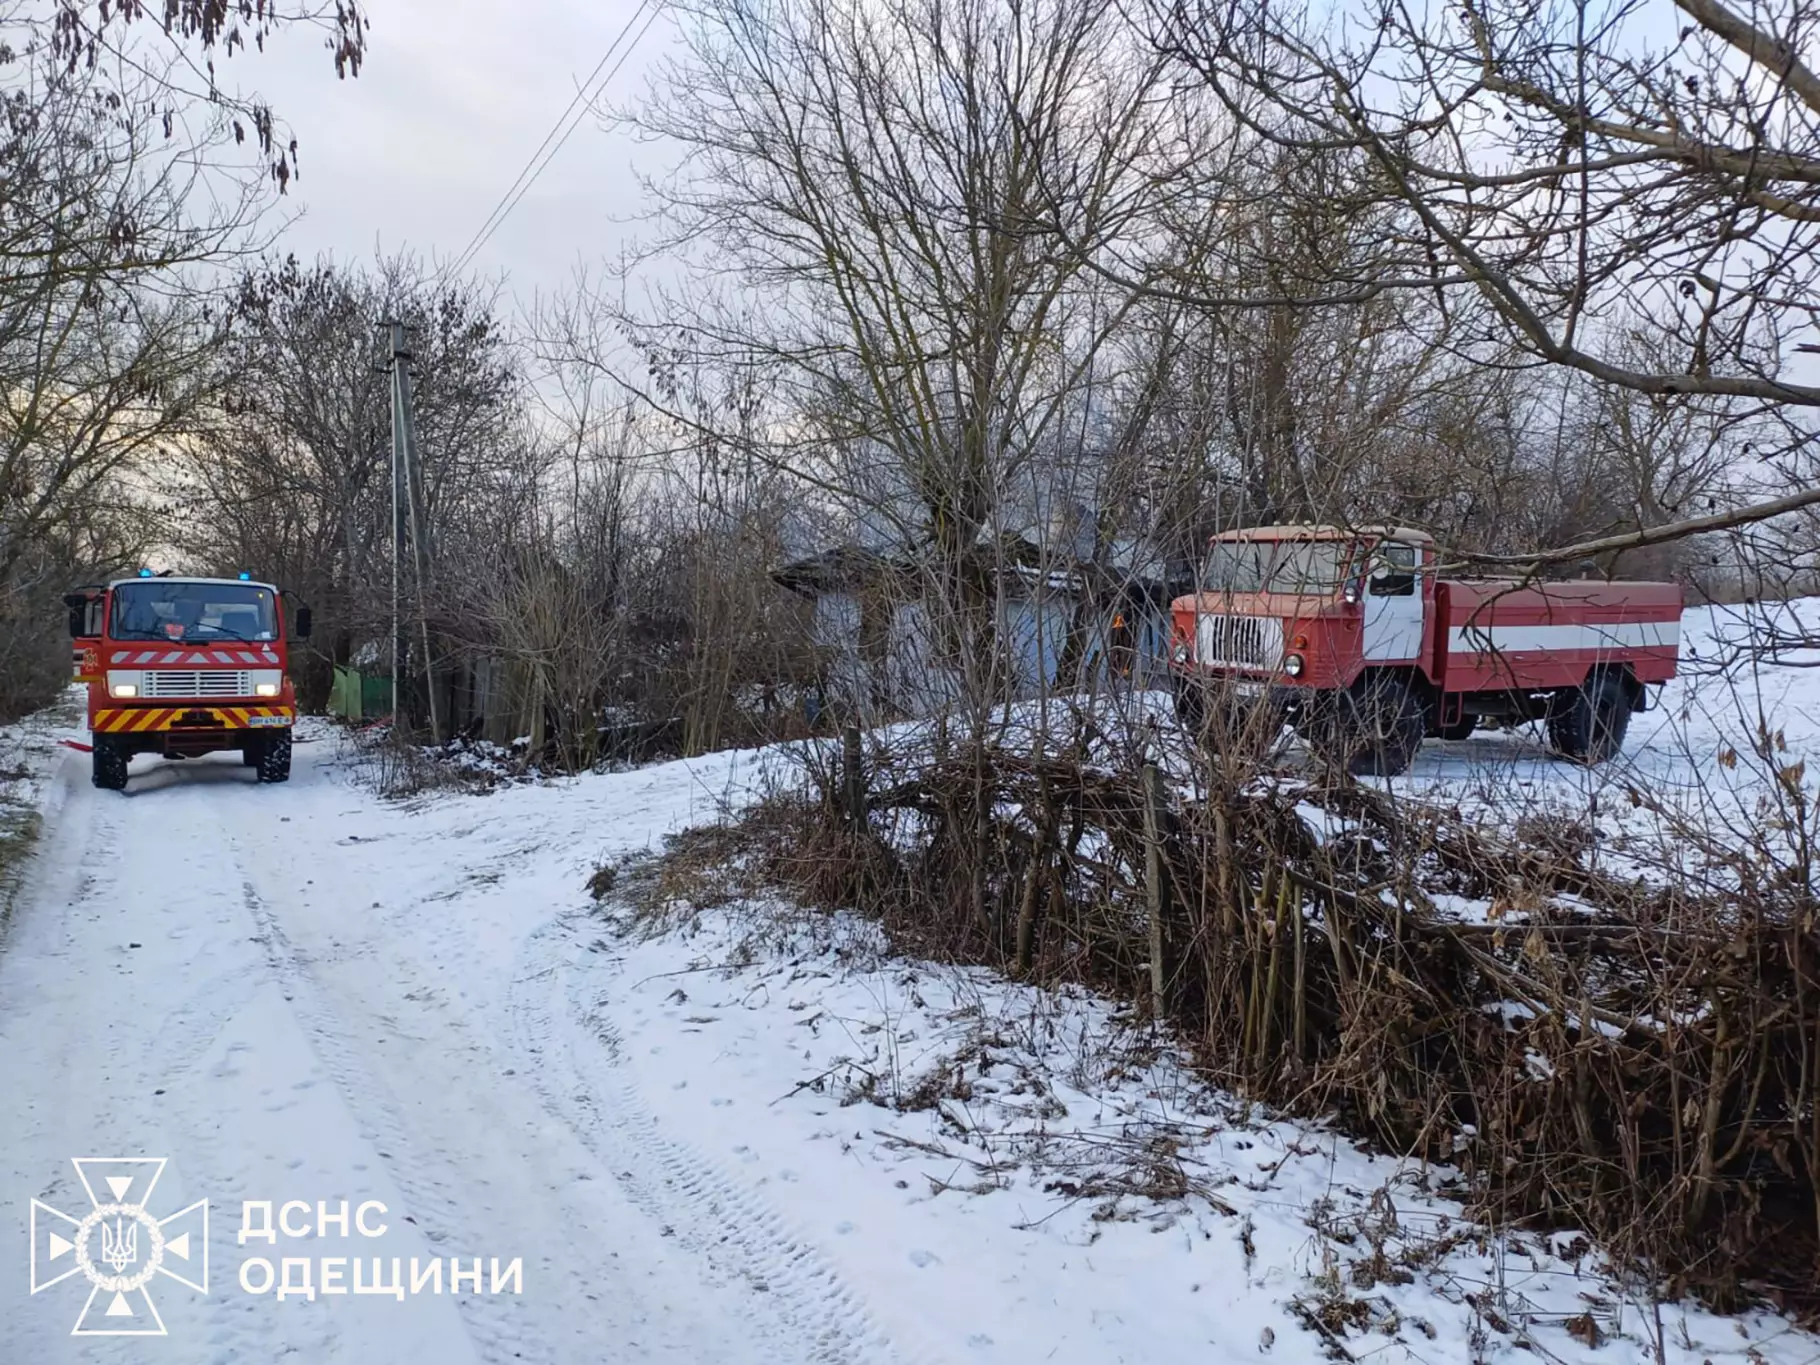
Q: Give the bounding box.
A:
[29,1157,209,1336]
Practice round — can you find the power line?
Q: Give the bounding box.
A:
[446,0,662,280]
[447,0,654,277]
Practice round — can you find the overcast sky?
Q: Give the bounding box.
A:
[241,0,676,308]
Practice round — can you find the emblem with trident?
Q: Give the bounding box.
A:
[29,1157,210,1337]
[99,1215,138,1272]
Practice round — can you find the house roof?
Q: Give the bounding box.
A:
[1210,524,1435,544]
[772,546,907,596]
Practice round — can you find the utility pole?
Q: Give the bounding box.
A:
[388,324,405,728]
[385,321,442,742]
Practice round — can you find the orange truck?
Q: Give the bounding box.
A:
[1168,525,1682,775]
[65,573,312,790]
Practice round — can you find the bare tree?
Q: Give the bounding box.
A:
[181,255,530,708]
[40,0,368,188]
[0,47,268,717]
[525,305,823,757]
[1128,0,1820,557]
[599,0,1185,716]
[0,0,371,720]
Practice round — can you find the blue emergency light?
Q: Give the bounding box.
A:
[238,571,251,580]
[138,568,152,577]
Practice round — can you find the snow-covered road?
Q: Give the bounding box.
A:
[0,730,887,1365]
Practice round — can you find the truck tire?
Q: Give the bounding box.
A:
[91,737,128,791]
[1176,680,1278,753]
[1320,676,1426,777]
[1431,713,1476,742]
[1172,678,1206,738]
[256,729,292,783]
[1548,672,1631,764]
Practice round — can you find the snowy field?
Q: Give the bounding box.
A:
[0,598,1813,1364]
[1382,596,1820,883]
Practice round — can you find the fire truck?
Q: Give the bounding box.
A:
[1169,526,1682,775]
[65,573,312,790]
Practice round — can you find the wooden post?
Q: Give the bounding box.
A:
[842,724,865,832]
[1258,871,1290,1068]
[1213,802,1236,937]
[1291,886,1307,1062]
[1015,773,1057,974]
[1141,762,1170,1022]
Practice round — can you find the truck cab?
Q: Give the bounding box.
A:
[65,573,312,790]
[1169,526,1680,775]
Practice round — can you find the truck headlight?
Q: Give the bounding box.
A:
[255,682,280,698]
[1283,654,1305,677]
[110,682,137,698]
[1172,641,1190,664]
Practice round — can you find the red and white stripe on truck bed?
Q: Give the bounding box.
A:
[1436,581,1682,692]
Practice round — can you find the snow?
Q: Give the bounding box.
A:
[592,904,1810,1365]
[0,712,808,1364]
[0,597,1814,1363]
[0,695,87,928]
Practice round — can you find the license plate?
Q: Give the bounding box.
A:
[247,715,289,728]
[1232,679,1266,697]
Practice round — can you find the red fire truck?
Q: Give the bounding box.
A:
[1169,526,1682,775]
[65,573,312,790]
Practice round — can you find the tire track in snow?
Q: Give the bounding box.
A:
[507,912,926,1365]
[145,964,265,1083]
[233,877,546,1365]
[1,761,310,1365]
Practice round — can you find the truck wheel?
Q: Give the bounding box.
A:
[1176,680,1277,753]
[1172,678,1206,738]
[91,737,129,791]
[1322,677,1426,777]
[1432,713,1476,742]
[256,730,292,783]
[1548,673,1631,764]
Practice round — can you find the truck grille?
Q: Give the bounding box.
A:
[1194,614,1283,669]
[141,670,252,698]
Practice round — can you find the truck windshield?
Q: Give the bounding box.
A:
[1203,540,1352,595]
[110,582,277,642]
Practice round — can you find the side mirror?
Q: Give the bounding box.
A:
[293,606,313,641]
[62,593,91,638]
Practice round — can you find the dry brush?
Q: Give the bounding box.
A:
[707,725,1820,1313]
